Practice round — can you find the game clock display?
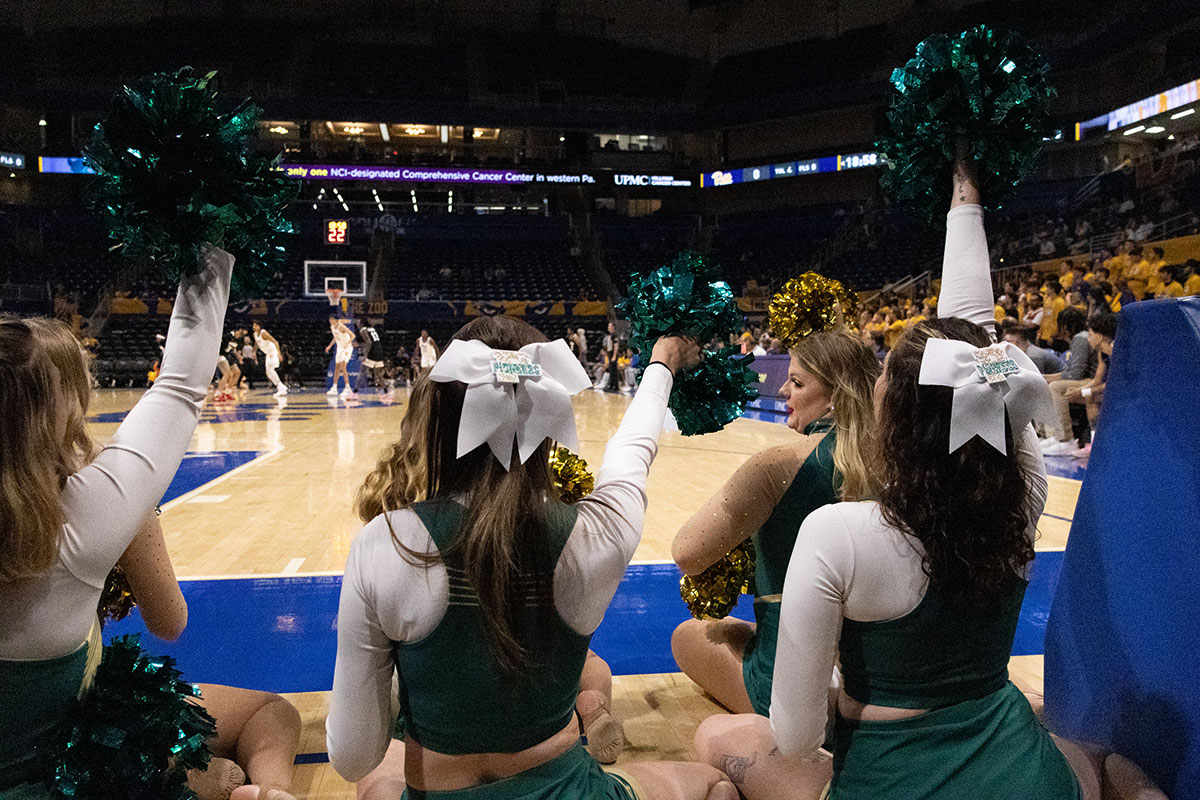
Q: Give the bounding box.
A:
[325,219,349,245]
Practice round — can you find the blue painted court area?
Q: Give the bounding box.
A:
[104,552,1064,694]
[164,451,265,504]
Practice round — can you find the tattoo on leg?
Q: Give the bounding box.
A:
[719,752,757,785]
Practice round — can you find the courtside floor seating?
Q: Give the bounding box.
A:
[1044,296,1200,799]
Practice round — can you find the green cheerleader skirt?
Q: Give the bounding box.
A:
[742,596,781,717]
[830,681,1081,800]
[402,743,641,800]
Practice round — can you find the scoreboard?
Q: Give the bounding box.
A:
[325,219,349,245]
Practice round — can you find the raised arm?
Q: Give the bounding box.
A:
[938,158,997,335]
[556,337,699,635]
[672,442,814,575]
[59,246,232,585]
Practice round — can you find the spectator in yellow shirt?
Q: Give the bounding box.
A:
[1058,259,1078,290]
[1183,260,1200,296]
[1103,245,1129,283]
[1124,244,1154,299]
[883,311,907,350]
[1039,279,1067,346]
[1153,265,1184,299]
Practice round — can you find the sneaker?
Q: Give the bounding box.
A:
[273,385,288,397]
[1038,437,1060,451]
[1043,441,1077,456]
[326,386,339,395]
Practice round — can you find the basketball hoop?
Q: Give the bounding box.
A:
[325,288,344,308]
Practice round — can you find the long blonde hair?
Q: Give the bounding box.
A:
[790,329,880,501]
[0,317,97,581]
[356,316,558,675]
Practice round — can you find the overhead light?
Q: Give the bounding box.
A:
[439,125,449,143]
[473,129,483,138]
[448,189,453,196]
[341,201,349,212]
[312,203,318,210]
[8,172,14,178]
[639,135,649,139]
[38,118,47,127]
[1146,126,1166,134]
[376,201,384,212]
[559,135,565,142]
[412,202,419,212]
[268,125,289,135]
[1169,134,1176,140]
[379,123,390,142]
[343,125,365,135]
[405,126,426,136]
[1170,108,1195,119]
[1123,125,1146,135]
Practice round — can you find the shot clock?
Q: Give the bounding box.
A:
[325,219,349,245]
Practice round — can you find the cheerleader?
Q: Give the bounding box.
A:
[670,325,879,716]
[252,322,287,397]
[0,247,232,797]
[326,317,356,398]
[690,159,1164,800]
[328,317,737,800]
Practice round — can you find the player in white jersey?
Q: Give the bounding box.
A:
[326,316,357,398]
[416,329,439,377]
[252,322,287,397]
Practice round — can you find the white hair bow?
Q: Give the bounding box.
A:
[429,338,592,469]
[918,339,1056,455]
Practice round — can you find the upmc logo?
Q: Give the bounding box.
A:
[614,174,651,185]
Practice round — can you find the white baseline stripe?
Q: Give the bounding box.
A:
[160,447,284,512]
[282,558,306,574]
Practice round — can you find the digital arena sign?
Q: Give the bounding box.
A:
[701,151,880,187]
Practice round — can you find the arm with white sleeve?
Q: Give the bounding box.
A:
[58,246,233,585]
[937,159,997,335]
[554,362,674,634]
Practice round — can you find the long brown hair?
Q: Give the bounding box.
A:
[356,317,558,674]
[790,330,881,501]
[875,318,1037,604]
[0,317,97,581]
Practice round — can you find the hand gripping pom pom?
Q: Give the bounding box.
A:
[769,272,858,349]
[52,635,216,800]
[84,67,297,299]
[619,252,759,436]
[876,26,1056,224]
[97,565,137,624]
[680,540,757,620]
[550,446,595,504]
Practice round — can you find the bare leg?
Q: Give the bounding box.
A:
[671,618,755,714]
[1101,753,1169,800]
[355,739,407,800]
[1052,735,1106,800]
[693,714,831,800]
[619,761,739,800]
[194,684,301,800]
[578,650,623,764]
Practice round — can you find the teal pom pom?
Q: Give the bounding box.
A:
[876,26,1056,224]
[667,348,759,437]
[52,635,215,800]
[619,252,758,435]
[619,252,742,356]
[84,67,297,299]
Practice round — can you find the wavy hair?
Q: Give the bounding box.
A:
[875,318,1037,604]
[356,316,557,674]
[0,317,97,581]
[790,330,881,501]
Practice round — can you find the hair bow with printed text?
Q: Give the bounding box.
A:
[918,339,1055,455]
[429,338,592,469]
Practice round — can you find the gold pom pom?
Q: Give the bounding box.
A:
[550,446,595,504]
[768,272,859,349]
[98,564,137,623]
[680,540,757,620]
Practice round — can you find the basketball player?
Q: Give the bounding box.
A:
[252,322,287,397]
[326,317,356,398]
[355,318,384,393]
[416,329,438,378]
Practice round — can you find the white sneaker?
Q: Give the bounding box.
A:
[274,385,288,396]
[1044,441,1077,456]
[326,386,339,395]
[1038,437,1060,451]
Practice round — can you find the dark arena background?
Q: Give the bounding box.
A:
[1,1,1198,799]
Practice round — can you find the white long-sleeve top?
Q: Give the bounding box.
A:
[327,364,674,782]
[769,205,1049,756]
[0,247,232,661]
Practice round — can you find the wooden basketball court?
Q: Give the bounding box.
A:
[86,385,1079,799]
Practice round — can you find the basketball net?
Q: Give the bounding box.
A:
[325,288,345,311]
